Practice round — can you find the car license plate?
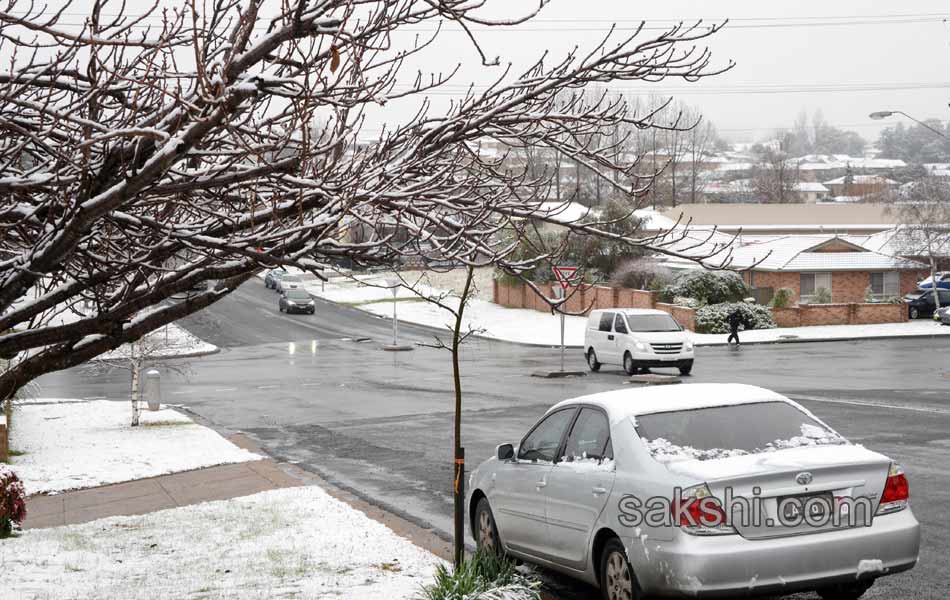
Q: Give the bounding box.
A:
[777,492,833,524]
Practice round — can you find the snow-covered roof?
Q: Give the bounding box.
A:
[791,155,907,171]
[633,209,678,231]
[716,235,926,271]
[793,182,829,193]
[823,175,898,186]
[549,383,790,419]
[534,201,593,224]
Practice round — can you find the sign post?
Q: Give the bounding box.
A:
[551,266,578,374]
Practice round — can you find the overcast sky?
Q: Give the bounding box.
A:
[58,0,950,145]
[389,0,950,144]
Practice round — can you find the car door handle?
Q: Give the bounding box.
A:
[536,480,547,489]
[592,486,608,495]
[607,335,614,341]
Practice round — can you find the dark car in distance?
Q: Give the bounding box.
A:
[278,289,315,314]
[904,289,950,319]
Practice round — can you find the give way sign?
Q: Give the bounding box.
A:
[552,266,578,290]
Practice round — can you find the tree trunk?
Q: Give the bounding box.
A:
[130,344,141,427]
[451,266,475,569]
[931,255,941,311]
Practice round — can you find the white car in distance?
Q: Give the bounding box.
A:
[585,309,694,376]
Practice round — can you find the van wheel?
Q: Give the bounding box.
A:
[623,352,638,376]
[679,361,693,376]
[600,538,639,600]
[587,349,601,372]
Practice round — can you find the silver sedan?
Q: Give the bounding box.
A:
[466,383,919,600]
[936,305,950,325]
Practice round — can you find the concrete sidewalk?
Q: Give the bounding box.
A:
[22,434,309,529]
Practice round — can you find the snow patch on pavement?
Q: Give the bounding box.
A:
[8,400,260,495]
[1,486,442,600]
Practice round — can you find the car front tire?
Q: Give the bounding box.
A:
[623,352,638,376]
[474,498,503,557]
[679,360,693,376]
[817,581,873,600]
[587,349,601,372]
[600,538,639,600]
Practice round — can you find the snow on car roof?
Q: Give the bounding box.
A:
[549,383,790,419]
[589,308,669,316]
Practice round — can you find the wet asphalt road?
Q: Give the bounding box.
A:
[38,280,950,599]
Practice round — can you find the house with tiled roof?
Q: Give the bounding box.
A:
[714,235,928,305]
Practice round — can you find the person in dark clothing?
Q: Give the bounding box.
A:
[727,309,743,345]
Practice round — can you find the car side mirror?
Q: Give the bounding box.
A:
[497,443,514,461]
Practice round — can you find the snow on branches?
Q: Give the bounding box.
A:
[0,0,735,398]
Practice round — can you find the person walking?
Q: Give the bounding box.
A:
[727,308,743,346]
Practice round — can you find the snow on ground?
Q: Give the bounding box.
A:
[98,322,218,360]
[8,400,261,495]
[2,486,442,600]
[359,296,950,347]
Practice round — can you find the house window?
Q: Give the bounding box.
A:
[800,272,832,303]
[869,271,899,300]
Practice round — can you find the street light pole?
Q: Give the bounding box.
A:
[382,277,413,352]
[869,110,947,139]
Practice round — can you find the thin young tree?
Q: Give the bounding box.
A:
[888,178,950,311]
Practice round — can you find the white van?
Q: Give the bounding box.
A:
[584,308,695,375]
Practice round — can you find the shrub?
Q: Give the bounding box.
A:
[418,549,540,600]
[695,302,777,334]
[810,287,833,304]
[610,257,673,291]
[770,287,794,309]
[664,270,749,305]
[0,465,27,537]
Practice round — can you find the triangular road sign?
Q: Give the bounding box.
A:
[552,266,578,290]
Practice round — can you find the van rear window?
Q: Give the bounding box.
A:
[598,313,613,332]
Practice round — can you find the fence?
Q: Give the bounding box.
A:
[493,280,908,332]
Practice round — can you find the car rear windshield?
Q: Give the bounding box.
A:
[635,401,847,461]
[624,314,681,332]
[286,290,310,300]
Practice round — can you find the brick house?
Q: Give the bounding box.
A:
[723,236,928,305]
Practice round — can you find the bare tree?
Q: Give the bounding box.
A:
[751,139,799,203]
[686,116,716,204]
[0,2,735,401]
[888,178,950,311]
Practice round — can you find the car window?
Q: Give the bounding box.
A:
[613,314,628,334]
[286,290,310,300]
[519,409,576,463]
[635,401,847,461]
[940,291,950,303]
[626,314,681,332]
[598,312,614,332]
[562,408,611,462]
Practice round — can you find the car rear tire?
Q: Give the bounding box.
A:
[600,538,639,600]
[474,498,503,557]
[623,352,638,376]
[816,581,873,600]
[909,307,919,319]
[679,361,693,376]
[587,349,601,372]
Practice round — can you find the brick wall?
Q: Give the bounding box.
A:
[854,302,908,324]
[656,303,697,331]
[799,303,851,326]
[751,269,924,304]
[771,307,801,328]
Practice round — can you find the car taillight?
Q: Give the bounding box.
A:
[876,463,909,516]
[673,483,736,536]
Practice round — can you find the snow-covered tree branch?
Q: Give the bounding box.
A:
[0,0,734,398]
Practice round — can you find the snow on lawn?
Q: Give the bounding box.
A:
[98,322,217,361]
[2,486,442,600]
[360,297,950,347]
[8,400,261,495]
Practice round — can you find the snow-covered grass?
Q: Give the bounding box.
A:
[98,322,217,360]
[8,400,260,495]
[359,297,950,347]
[1,486,442,600]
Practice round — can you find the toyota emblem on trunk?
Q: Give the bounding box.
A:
[796,472,813,485]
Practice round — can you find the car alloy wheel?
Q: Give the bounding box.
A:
[475,498,502,556]
[910,307,919,319]
[601,539,636,600]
